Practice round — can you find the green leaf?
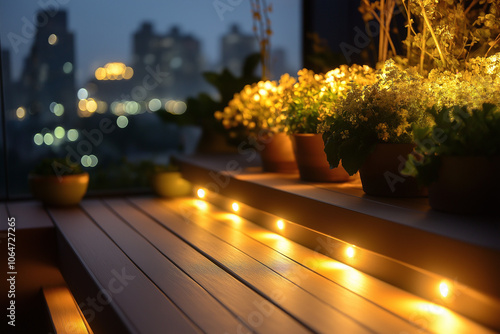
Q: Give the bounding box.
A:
[337,138,375,176]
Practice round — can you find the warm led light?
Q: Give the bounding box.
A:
[232,202,239,212]
[277,219,285,230]
[197,188,206,199]
[346,246,355,258]
[439,281,449,298]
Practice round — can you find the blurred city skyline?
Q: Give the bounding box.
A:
[0,0,302,86]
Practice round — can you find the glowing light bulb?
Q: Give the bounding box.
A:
[277,220,285,230]
[232,202,239,212]
[439,281,449,298]
[346,246,355,258]
[197,188,206,199]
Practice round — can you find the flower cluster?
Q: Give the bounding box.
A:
[322,60,434,175]
[324,60,432,144]
[214,74,295,138]
[428,53,500,110]
[282,64,376,134]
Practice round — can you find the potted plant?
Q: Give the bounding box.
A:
[215,74,298,173]
[151,162,192,198]
[322,60,432,196]
[403,104,500,214]
[29,158,89,206]
[283,65,376,182]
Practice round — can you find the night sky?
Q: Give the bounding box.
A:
[0,0,301,86]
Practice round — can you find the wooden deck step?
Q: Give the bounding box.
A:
[43,286,92,334]
[49,197,497,333]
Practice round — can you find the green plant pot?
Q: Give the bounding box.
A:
[259,132,298,173]
[359,143,427,197]
[29,173,89,206]
[152,172,192,198]
[429,156,500,214]
[291,133,351,182]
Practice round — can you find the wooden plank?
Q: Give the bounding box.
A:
[103,198,310,334]
[159,198,427,334]
[43,286,92,334]
[79,199,250,334]
[130,197,374,334]
[178,155,500,302]
[7,201,54,229]
[169,198,497,334]
[49,205,201,334]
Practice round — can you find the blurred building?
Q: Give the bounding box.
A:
[270,47,291,79]
[220,24,257,76]
[19,10,76,127]
[131,23,204,100]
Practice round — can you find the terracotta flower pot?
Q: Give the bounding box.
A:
[29,173,89,206]
[152,171,192,198]
[258,132,298,173]
[359,143,427,197]
[291,133,350,182]
[429,156,500,214]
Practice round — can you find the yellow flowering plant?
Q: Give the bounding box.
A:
[322,59,433,175]
[428,53,500,109]
[214,74,295,140]
[282,64,376,134]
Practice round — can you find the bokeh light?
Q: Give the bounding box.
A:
[95,62,134,80]
[43,133,54,145]
[77,88,88,100]
[117,115,129,128]
[54,126,65,139]
[67,129,79,141]
[63,62,73,74]
[48,34,58,45]
[148,99,162,112]
[33,133,43,146]
[16,107,26,120]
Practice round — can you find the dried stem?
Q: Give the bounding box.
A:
[464,0,479,15]
[420,24,426,73]
[362,0,398,63]
[485,33,500,57]
[406,2,412,64]
[418,0,446,67]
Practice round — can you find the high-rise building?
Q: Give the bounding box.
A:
[221,24,257,76]
[1,49,14,111]
[20,10,76,127]
[131,23,204,100]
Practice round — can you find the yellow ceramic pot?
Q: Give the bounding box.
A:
[152,172,192,198]
[29,173,89,206]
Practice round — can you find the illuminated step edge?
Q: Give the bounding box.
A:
[191,186,500,332]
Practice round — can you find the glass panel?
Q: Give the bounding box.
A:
[0,49,6,200]
[0,1,302,197]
